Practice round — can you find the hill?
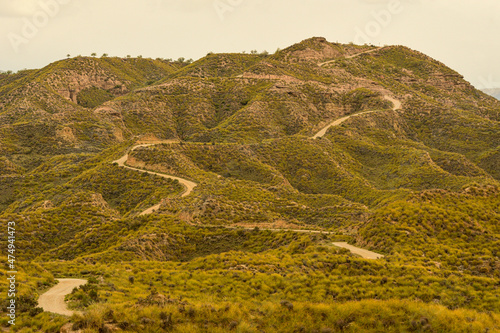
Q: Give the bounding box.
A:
[1,37,499,332]
[0,57,185,162]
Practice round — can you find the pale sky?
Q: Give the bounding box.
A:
[1,0,499,89]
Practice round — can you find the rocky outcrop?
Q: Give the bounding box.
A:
[50,71,128,103]
[90,193,114,211]
[284,37,344,62]
[429,72,469,91]
[55,126,77,143]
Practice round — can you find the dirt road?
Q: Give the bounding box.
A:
[312,95,401,138]
[113,141,386,258]
[312,111,377,139]
[112,141,197,215]
[38,279,87,316]
[201,225,384,259]
[383,95,402,110]
[319,46,389,67]
[332,242,384,259]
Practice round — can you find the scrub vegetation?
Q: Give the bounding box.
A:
[0,37,499,332]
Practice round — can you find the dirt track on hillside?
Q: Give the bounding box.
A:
[38,279,87,316]
[112,131,390,258]
[332,242,384,259]
[199,225,384,259]
[112,140,197,215]
[312,95,401,138]
[318,46,389,67]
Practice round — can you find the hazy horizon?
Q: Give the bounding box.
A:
[1,0,499,89]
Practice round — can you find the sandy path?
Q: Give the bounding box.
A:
[312,95,401,138]
[202,225,384,259]
[112,141,197,215]
[332,242,384,259]
[319,46,389,67]
[38,279,87,316]
[383,95,402,110]
[310,92,398,259]
[113,136,388,257]
[312,111,377,139]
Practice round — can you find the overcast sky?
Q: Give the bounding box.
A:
[1,0,499,89]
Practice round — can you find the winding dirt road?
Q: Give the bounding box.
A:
[313,111,377,139]
[203,226,384,259]
[312,95,401,139]
[38,279,87,316]
[308,93,400,258]
[112,133,392,257]
[332,242,384,259]
[112,141,197,215]
[383,95,402,110]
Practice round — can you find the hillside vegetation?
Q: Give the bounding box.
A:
[0,37,499,332]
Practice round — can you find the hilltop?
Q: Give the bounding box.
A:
[0,56,185,158]
[1,37,499,332]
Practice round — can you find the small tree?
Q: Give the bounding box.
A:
[126,55,131,58]
[177,57,185,63]
[66,54,71,58]
[102,53,108,57]
[91,52,97,57]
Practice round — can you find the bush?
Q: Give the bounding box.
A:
[76,87,114,108]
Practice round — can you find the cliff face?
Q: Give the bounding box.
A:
[48,70,128,103]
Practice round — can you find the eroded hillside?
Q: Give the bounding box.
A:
[1,37,499,332]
